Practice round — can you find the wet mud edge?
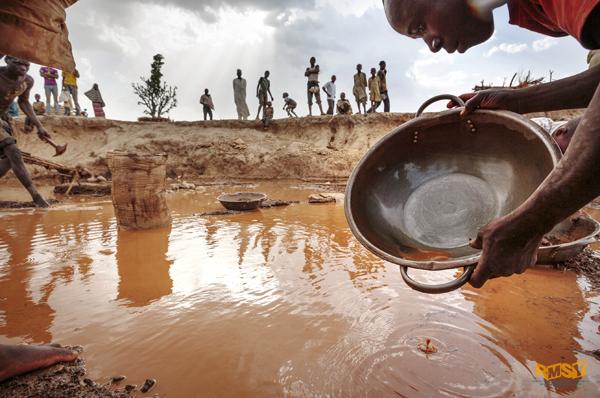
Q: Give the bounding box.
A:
[0,346,159,398]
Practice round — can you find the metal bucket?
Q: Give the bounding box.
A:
[345,95,562,294]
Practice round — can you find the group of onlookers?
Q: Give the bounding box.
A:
[15,65,106,119]
[202,57,392,126]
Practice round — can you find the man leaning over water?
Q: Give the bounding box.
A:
[0,55,78,383]
[383,0,600,288]
[0,55,55,208]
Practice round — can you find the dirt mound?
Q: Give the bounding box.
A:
[7,110,584,182]
[9,114,410,181]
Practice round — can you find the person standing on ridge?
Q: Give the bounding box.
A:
[200,88,215,121]
[323,75,337,115]
[368,67,381,113]
[353,64,368,115]
[84,83,105,118]
[233,69,250,121]
[378,61,390,112]
[40,65,59,114]
[305,57,325,116]
[256,71,273,120]
[62,68,81,115]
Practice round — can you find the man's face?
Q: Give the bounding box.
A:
[357,64,362,72]
[380,61,386,69]
[265,71,270,78]
[310,57,316,65]
[35,94,41,101]
[383,0,494,53]
[237,69,242,78]
[5,57,30,76]
[332,76,336,82]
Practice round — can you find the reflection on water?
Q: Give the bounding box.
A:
[0,182,599,397]
[116,227,173,307]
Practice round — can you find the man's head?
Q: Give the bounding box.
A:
[204,88,209,94]
[370,67,377,75]
[310,57,316,66]
[267,101,272,107]
[340,92,346,100]
[283,92,289,98]
[4,56,30,76]
[237,69,242,78]
[379,60,386,69]
[383,0,495,53]
[331,75,337,83]
[357,64,362,72]
[264,70,270,78]
[34,94,41,101]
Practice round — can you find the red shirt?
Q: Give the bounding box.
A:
[507,0,600,47]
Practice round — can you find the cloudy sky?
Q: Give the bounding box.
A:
[40,0,590,121]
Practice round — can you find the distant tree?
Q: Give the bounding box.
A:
[132,54,177,118]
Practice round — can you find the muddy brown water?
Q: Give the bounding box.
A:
[1,181,600,397]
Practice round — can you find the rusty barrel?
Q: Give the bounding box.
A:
[108,151,171,230]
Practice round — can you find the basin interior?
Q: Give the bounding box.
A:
[349,113,557,266]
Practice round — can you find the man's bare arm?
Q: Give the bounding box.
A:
[511,65,600,113]
[18,77,50,139]
[470,82,600,287]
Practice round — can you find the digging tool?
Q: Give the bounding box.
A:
[41,136,68,157]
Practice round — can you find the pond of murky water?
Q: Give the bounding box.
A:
[1,182,600,397]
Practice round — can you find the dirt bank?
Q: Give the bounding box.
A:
[10,114,409,181]
[7,109,584,181]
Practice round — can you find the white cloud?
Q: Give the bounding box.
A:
[406,52,471,90]
[532,37,559,52]
[485,42,528,57]
[54,2,588,121]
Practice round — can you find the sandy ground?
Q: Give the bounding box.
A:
[7,109,584,182]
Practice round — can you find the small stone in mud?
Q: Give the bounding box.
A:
[125,384,137,392]
[140,378,157,393]
[83,378,95,386]
[417,338,438,354]
[111,375,127,383]
[308,193,336,204]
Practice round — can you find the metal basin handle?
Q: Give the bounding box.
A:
[400,265,476,294]
[416,94,466,117]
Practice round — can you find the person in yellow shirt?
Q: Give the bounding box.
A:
[368,67,381,113]
[62,68,80,116]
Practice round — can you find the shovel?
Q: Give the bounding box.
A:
[41,136,68,157]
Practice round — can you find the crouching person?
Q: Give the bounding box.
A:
[0,56,56,208]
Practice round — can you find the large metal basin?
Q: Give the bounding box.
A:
[345,95,562,293]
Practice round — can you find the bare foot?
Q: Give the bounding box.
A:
[0,344,78,382]
[32,193,50,208]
